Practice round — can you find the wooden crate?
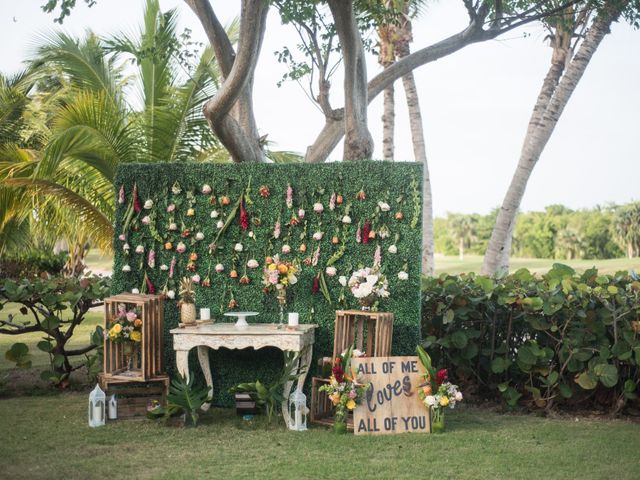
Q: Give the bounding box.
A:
[311,310,394,427]
[104,293,165,382]
[98,374,169,420]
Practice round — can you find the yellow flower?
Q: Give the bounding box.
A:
[130,331,142,342]
[329,392,341,406]
[346,399,356,411]
[112,324,122,334]
[439,396,449,407]
[268,264,277,271]
[329,376,338,387]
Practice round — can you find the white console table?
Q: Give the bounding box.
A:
[170,323,316,426]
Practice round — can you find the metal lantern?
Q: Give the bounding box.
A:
[108,394,118,420]
[288,388,308,431]
[88,384,106,427]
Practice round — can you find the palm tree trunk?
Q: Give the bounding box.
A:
[459,237,464,261]
[382,81,395,160]
[481,8,620,275]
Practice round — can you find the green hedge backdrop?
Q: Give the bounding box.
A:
[112,161,422,406]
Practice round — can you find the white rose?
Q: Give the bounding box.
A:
[338,275,347,287]
[398,271,409,281]
[166,290,176,299]
[234,243,243,252]
[131,288,140,294]
[342,215,352,224]
[215,263,225,273]
[202,184,212,194]
[169,222,177,231]
[248,231,254,238]
[289,274,298,285]
[425,395,437,407]
[282,244,291,254]
[195,232,205,241]
[377,201,390,212]
[216,220,224,229]
[312,232,323,241]
[210,210,219,218]
[192,274,201,284]
[144,199,153,209]
[135,245,144,254]
[123,243,130,251]
[171,185,181,195]
[122,264,131,272]
[388,245,398,254]
[325,266,337,277]
[298,208,305,219]
[455,391,463,401]
[160,264,168,271]
[313,202,324,213]
[247,259,259,269]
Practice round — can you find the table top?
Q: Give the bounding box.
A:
[223,311,259,317]
[170,322,317,336]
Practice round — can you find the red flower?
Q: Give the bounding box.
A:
[202,278,211,287]
[362,221,371,244]
[133,182,141,213]
[145,275,155,294]
[436,368,448,385]
[332,363,345,383]
[312,274,320,294]
[239,198,249,231]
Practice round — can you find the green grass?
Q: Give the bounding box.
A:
[434,254,640,276]
[0,394,638,480]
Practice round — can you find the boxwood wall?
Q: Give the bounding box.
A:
[112,161,422,406]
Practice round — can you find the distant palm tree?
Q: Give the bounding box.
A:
[613,203,640,258]
[555,227,582,260]
[447,214,477,261]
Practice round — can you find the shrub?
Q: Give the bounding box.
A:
[0,249,67,279]
[421,264,640,413]
[0,276,110,386]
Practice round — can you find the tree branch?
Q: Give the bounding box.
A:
[65,344,98,356]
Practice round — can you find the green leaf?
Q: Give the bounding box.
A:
[593,364,618,388]
[547,370,559,385]
[491,357,509,374]
[450,331,468,349]
[517,345,537,365]
[575,371,598,390]
[623,379,636,393]
[443,309,454,325]
[559,384,573,398]
[37,340,53,353]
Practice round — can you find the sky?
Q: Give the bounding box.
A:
[1,0,638,217]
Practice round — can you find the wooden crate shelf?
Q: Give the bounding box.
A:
[104,293,165,382]
[98,374,169,420]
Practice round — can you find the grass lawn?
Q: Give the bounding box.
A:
[0,394,638,480]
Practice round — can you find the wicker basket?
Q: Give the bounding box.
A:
[180,302,197,325]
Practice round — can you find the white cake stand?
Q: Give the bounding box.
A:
[224,311,259,330]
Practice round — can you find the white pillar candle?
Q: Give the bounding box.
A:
[200,308,211,320]
[108,395,118,420]
[288,312,299,326]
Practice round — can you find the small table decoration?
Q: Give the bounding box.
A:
[262,255,299,327]
[347,266,389,311]
[224,311,259,330]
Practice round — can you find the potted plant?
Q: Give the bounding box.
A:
[178,277,196,325]
[146,373,210,427]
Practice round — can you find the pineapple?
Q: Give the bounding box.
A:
[179,277,196,325]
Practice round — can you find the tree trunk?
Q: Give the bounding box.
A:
[327,0,373,161]
[381,82,395,160]
[481,8,621,275]
[459,237,464,261]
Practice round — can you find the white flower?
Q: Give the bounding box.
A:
[215,263,225,273]
[141,215,151,225]
[455,391,463,402]
[248,231,254,238]
[342,215,352,224]
[234,243,243,252]
[425,395,437,407]
[210,210,219,218]
[118,234,126,241]
[282,244,291,254]
[131,288,140,294]
[167,204,175,213]
[135,245,144,254]
[166,290,175,299]
[122,264,131,272]
[144,199,153,209]
[176,242,186,253]
[298,208,305,219]
[171,184,181,195]
[160,264,168,271]
[377,201,391,212]
[123,243,130,252]
[289,274,298,285]
[312,231,323,241]
[388,245,398,254]
[169,222,178,231]
[247,259,259,269]
[195,232,205,241]
[352,349,365,358]
[398,271,409,281]
[338,275,347,287]
[325,266,337,277]
[192,274,201,284]
[216,220,224,229]
[313,202,324,213]
[202,184,212,194]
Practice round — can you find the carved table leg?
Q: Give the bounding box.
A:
[175,349,190,381]
[280,344,314,428]
[197,345,214,411]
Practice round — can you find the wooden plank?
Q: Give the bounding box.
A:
[356,318,364,351]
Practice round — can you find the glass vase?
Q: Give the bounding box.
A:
[358,295,375,311]
[277,288,286,328]
[334,409,348,434]
[431,407,445,433]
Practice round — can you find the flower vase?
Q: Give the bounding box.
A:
[431,407,445,433]
[122,342,138,376]
[334,410,347,434]
[358,295,375,311]
[277,289,286,327]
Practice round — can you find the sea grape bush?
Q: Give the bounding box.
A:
[421,264,640,413]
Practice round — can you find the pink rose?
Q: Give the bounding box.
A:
[126,311,137,322]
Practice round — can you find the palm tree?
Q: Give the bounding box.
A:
[613,203,640,258]
[447,214,477,261]
[1,0,230,261]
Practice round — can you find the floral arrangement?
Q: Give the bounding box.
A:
[262,255,299,294]
[347,266,389,308]
[107,304,142,344]
[319,346,369,431]
[416,346,463,432]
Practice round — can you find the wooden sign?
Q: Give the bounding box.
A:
[352,356,430,435]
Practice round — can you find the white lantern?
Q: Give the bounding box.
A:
[288,388,308,431]
[108,394,118,420]
[88,384,106,427]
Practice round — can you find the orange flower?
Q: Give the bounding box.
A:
[331,236,339,245]
[422,385,432,395]
[336,194,343,205]
[290,216,300,226]
[229,270,238,279]
[221,196,231,206]
[395,211,404,221]
[277,264,289,274]
[265,256,273,265]
[356,189,366,200]
[190,252,198,261]
[368,230,376,239]
[134,318,143,327]
[240,275,250,285]
[299,243,307,253]
[164,242,173,250]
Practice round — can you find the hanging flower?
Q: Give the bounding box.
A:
[208,243,218,254]
[144,199,153,210]
[377,201,391,212]
[356,225,362,243]
[229,270,238,279]
[169,222,178,231]
[118,185,125,205]
[202,277,211,287]
[195,232,205,241]
[356,188,366,201]
[133,182,141,213]
[239,199,249,231]
[202,184,212,194]
[312,275,320,294]
[118,234,126,241]
[135,245,144,254]
[286,184,293,209]
[181,228,191,238]
[210,210,219,218]
[378,225,390,239]
[167,204,176,213]
[171,181,182,195]
[169,256,176,278]
[342,215,352,224]
[131,288,140,294]
[368,230,376,240]
[336,194,344,205]
[290,216,300,226]
[187,261,197,272]
[160,264,168,271]
[216,220,224,229]
[325,266,337,277]
[312,231,323,241]
[228,297,239,309]
[331,235,339,245]
[395,211,404,221]
[247,259,259,269]
[148,249,156,268]
[221,195,231,206]
[189,252,198,262]
[373,244,381,267]
[176,242,186,253]
[164,242,172,250]
[166,290,176,300]
[123,243,130,252]
[273,220,281,239]
[240,275,250,285]
[312,245,320,266]
[122,264,131,272]
[363,222,372,244]
[282,244,291,254]
[313,202,324,213]
[388,244,398,254]
[398,271,409,281]
[259,185,270,198]
[299,243,307,253]
[146,275,156,294]
[186,208,195,217]
[248,231,254,238]
[234,243,244,253]
[142,215,151,225]
[436,369,448,385]
[298,208,305,219]
[192,274,201,284]
[338,275,347,287]
[329,192,336,211]
[215,263,225,273]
